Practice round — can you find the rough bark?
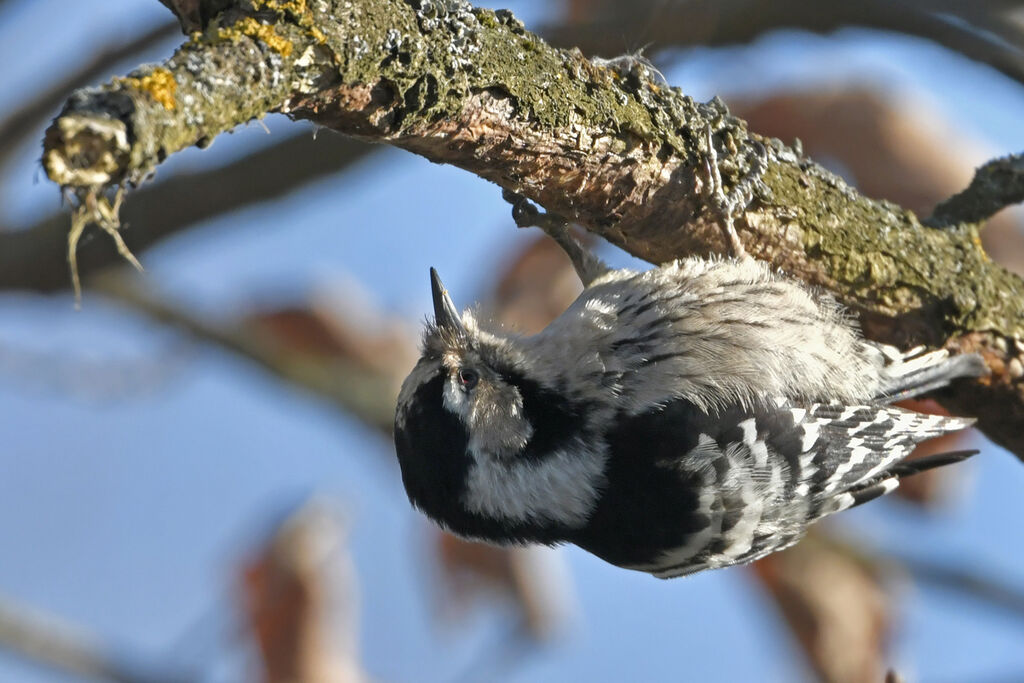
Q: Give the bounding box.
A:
[926,153,1024,228]
[36,0,1024,456]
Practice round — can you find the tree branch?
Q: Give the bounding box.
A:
[37,0,1024,457]
[926,153,1024,227]
[0,20,179,173]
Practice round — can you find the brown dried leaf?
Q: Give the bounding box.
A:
[752,535,889,683]
[243,301,416,372]
[434,531,568,639]
[490,233,584,334]
[240,502,366,683]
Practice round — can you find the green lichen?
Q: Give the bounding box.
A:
[473,8,498,29]
[763,162,1024,337]
[316,0,681,150]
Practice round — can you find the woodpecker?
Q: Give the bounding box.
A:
[394,228,983,578]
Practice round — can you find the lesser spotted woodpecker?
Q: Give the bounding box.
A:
[393,233,985,578]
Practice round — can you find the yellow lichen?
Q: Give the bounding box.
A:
[307,24,327,44]
[263,0,307,13]
[260,0,328,44]
[121,68,177,110]
[972,230,989,261]
[219,16,294,56]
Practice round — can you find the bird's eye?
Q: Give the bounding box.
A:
[458,368,479,389]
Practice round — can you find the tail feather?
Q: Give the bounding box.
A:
[834,449,978,513]
[847,477,900,509]
[875,348,987,402]
[888,449,978,477]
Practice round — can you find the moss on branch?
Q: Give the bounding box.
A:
[44,1,338,188]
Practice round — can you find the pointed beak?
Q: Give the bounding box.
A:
[430,267,467,336]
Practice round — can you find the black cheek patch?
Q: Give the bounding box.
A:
[394,375,472,521]
[497,368,592,461]
[394,371,579,547]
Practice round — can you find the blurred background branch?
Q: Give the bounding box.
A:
[0,594,186,683]
[90,271,406,434]
[0,133,375,292]
[548,0,1024,87]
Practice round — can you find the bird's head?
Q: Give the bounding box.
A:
[393,269,604,545]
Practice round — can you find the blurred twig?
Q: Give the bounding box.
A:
[0,594,186,683]
[0,130,375,292]
[90,271,403,434]
[550,0,1024,87]
[895,555,1024,622]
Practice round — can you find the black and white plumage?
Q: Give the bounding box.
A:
[393,249,985,578]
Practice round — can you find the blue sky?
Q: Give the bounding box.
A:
[1,2,1023,681]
